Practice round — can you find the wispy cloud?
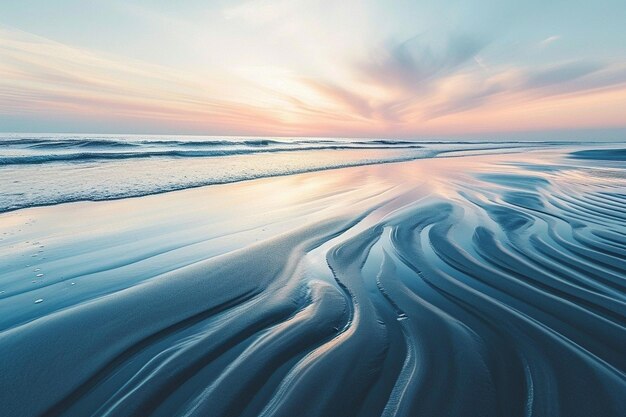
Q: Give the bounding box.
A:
[341,34,626,127]
[523,61,603,89]
[357,33,489,94]
[0,28,303,134]
[1,25,626,137]
[540,35,561,47]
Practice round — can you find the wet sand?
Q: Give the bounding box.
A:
[1,147,625,417]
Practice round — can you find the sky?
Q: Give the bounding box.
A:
[0,0,625,140]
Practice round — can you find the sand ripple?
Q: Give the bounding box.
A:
[0,147,625,416]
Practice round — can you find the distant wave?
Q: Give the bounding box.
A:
[0,136,432,166]
[0,138,286,148]
[0,145,428,166]
[0,137,419,151]
[0,138,139,148]
[0,135,605,167]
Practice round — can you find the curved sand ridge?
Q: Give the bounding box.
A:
[0,147,625,417]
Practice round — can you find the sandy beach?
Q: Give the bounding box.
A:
[1,146,625,417]
[3,1,626,415]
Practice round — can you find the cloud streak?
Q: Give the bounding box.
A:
[1,24,626,138]
[358,34,489,93]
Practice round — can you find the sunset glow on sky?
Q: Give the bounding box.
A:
[1,0,625,139]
